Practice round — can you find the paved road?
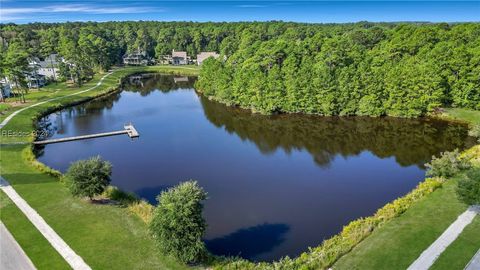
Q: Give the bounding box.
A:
[0,222,36,270]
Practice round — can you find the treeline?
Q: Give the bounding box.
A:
[1,21,479,116]
[196,23,480,117]
[0,21,402,86]
[1,21,251,85]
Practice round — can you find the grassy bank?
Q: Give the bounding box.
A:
[434,108,480,126]
[334,110,480,270]
[0,65,199,269]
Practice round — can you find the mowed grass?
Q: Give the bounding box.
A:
[430,216,480,270]
[0,66,199,269]
[441,108,480,126]
[333,178,469,270]
[0,191,69,270]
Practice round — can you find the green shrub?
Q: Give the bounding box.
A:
[468,125,480,143]
[64,156,112,200]
[457,169,480,205]
[149,180,207,263]
[425,149,470,178]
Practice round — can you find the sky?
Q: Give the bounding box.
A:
[1,1,479,24]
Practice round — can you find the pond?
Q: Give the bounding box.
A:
[36,74,475,261]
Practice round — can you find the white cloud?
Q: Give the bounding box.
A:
[0,3,162,20]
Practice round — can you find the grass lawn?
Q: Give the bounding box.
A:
[431,216,480,270]
[0,102,12,113]
[439,108,480,126]
[0,66,199,269]
[0,190,69,270]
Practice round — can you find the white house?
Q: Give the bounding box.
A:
[123,51,151,66]
[196,52,220,65]
[38,54,61,79]
[172,50,188,65]
[28,54,61,80]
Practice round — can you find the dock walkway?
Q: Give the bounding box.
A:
[33,124,139,145]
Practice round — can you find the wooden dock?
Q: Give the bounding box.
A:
[33,124,139,145]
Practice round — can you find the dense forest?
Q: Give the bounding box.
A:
[1,21,479,116]
[196,22,480,116]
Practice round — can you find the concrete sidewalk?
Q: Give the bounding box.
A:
[0,177,91,270]
[465,249,480,270]
[0,222,36,270]
[407,205,480,270]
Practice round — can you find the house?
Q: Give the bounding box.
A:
[123,51,151,66]
[172,50,188,65]
[26,73,46,89]
[38,54,61,79]
[27,54,62,81]
[196,52,220,65]
[0,79,11,101]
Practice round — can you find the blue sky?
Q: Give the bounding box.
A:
[1,1,479,24]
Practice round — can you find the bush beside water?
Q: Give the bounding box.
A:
[425,149,471,178]
[149,180,208,264]
[64,156,112,200]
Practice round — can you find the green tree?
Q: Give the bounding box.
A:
[149,180,207,263]
[65,156,112,200]
[3,42,29,103]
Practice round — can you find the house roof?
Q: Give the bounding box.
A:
[172,50,187,58]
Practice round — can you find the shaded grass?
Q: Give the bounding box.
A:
[0,191,69,270]
[430,216,480,270]
[0,66,198,269]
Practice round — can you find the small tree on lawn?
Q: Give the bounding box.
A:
[149,180,207,263]
[65,156,112,200]
[457,169,480,205]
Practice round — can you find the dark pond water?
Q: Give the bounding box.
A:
[36,74,475,261]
